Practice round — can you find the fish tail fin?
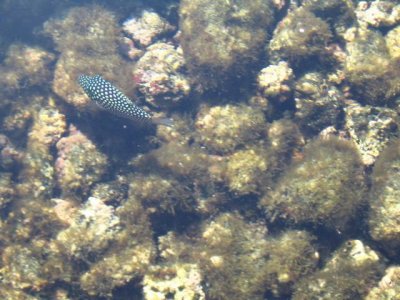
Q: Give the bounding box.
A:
[152,116,174,127]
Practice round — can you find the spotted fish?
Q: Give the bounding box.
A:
[78,74,172,127]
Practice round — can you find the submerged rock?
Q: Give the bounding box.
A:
[133,42,190,108]
[143,263,205,300]
[257,61,294,103]
[122,10,175,48]
[55,125,108,197]
[369,140,400,257]
[179,0,275,89]
[344,100,399,165]
[344,27,400,105]
[195,104,266,154]
[44,5,133,110]
[293,240,384,299]
[269,7,332,65]
[261,137,365,231]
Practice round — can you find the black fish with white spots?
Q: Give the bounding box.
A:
[78,74,172,127]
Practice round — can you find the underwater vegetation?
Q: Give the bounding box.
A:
[260,137,366,231]
[0,0,400,299]
[179,0,275,90]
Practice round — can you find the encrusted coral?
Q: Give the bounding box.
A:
[52,195,155,296]
[122,10,175,48]
[344,100,399,165]
[18,107,66,199]
[55,125,108,197]
[143,263,205,300]
[55,197,120,258]
[356,1,400,28]
[257,61,294,103]
[133,42,190,108]
[366,266,400,299]
[0,44,55,92]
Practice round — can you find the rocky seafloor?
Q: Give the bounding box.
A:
[0,0,400,299]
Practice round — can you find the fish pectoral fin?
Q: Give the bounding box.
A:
[151,116,174,127]
[86,100,104,113]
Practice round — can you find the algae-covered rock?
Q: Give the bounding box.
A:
[143,263,205,300]
[294,72,343,135]
[0,44,55,93]
[269,7,332,65]
[386,25,400,61]
[54,195,155,296]
[302,0,356,38]
[149,142,209,177]
[195,104,266,154]
[179,0,275,89]
[0,284,40,300]
[293,240,384,299]
[368,140,400,256]
[18,106,66,199]
[133,42,190,108]
[43,4,118,54]
[344,100,399,165]
[196,213,270,300]
[144,207,323,299]
[264,230,319,298]
[0,172,15,209]
[56,197,120,259]
[55,125,108,197]
[1,246,49,291]
[44,5,134,109]
[344,27,400,105]
[122,10,175,48]
[261,137,365,230]
[90,175,128,205]
[129,173,194,214]
[78,195,155,296]
[257,61,294,103]
[154,214,318,299]
[0,204,71,292]
[267,118,304,161]
[366,266,400,300]
[223,146,269,195]
[356,1,400,28]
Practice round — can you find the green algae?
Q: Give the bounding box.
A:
[261,137,366,231]
[0,0,399,299]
